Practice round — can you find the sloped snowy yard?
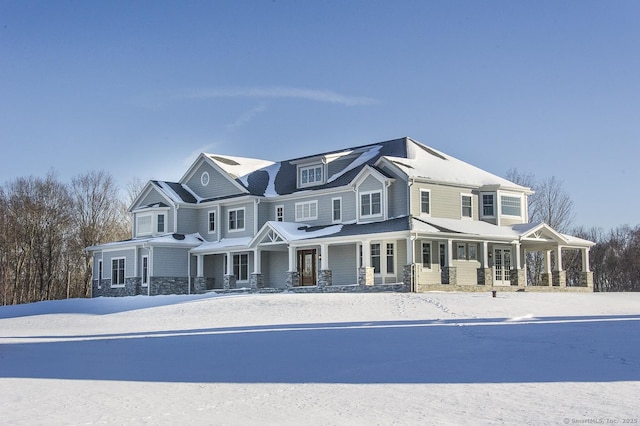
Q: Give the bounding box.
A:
[1,292,639,425]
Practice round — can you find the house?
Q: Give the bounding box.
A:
[88,137,594,296]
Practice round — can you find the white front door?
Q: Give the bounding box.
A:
[494,247,512,285]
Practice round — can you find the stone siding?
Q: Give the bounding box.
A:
[358,267,374,286]
[318,270,332,288]
[149,277,189,295]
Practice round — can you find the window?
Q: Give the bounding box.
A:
[208,211,216,233]
[457,244,467,260]
[461,195,472,218]
[201,171,210,186]
[420,190,430,215]
[360,191,382,217]
[439,243,446,268]
[501,195,522,216]
[157,214,165,233]
[137,215,152,235]
[386,243,395,274]
[276,205,284,222]
[371,243,381,273]
[142,256,148,286]
[233,253,249,281]
[332,198,342,223]
[482,194,495,217]
[111,258,125,286]
[98,259,103,280]
[422,242,432,269]
[228,208,245,231]
[295,201,318,221]
[299,165,324,186]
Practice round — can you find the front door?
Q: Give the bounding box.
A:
[297,249,317,286]
[494,247,512,285]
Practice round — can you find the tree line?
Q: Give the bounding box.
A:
[0,171,134,305]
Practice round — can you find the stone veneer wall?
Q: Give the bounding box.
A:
[358,267,374,286]
[509,269,526,287]
[250,273,264,290]
[477,268,493,286]
[223,274,237,290]
[92,277,141,297]
[149,277,189,296]
[440,267,457,285]
[318,270,332,288]
[552,271,567,287]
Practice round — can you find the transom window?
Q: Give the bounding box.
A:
[111,258,125,286]
[420,190,430,215]
[461,195,472,218]
[360,191,382,217]
[228,208,245,231]
[501,195,522,216]
[295,201,318,221]
[299,165,324,187]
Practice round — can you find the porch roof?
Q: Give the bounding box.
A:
[86,233,205,252]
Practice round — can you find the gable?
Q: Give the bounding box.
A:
[183,158,247,201]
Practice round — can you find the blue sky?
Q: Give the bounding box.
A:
[1,0,638,230]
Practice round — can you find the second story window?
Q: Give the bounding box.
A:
[501,195,522,216]
[228,208,245,231]
[295,201,318,221]
[461,195,472,218]
[276,205,284,222]
[420,190,430,215]
[332,198,342,223]
[360,191,382,218]
[482,194,495,217]
[208,211,216,233]
[157,214,165,233]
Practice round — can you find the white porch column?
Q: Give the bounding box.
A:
[253,249,261,274]
[483,241,489,268]
[406,238,414,265]
[514,243,521,269]
[362,241,371,267]
[447,239,453,266]
[544,250,552,273]
[288,245,296,271]
[320,243,329,270]
[554,246,563,271]
[197,254,204,276]
[226,252,233,275]
[582,247,591,273]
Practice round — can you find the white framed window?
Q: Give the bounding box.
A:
[157,214,165,233]
[421,242,432,269]
[208,210,216,233]
[501,195,522,217]
[481,193,495,217]
[461,194,472,218]
[420,189,430,215]
[201,171,210,186]
[295,200,318,221]
[111,257,125,287]
[332,197,342,223]
[386,243,395,274]
[137,214,152,236]
[97,259,103,280]
[468,244,478,261]
[275,205,284,222]
[299,165,324,187]
[142,256,149,286]
[228,208,245,232]
[233,253,249,281]
[360,190,382,218]
[457,244,467,260]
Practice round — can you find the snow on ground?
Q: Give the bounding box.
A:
[1,292,639,425]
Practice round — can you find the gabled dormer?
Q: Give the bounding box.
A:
[130,182,177,238]
[352,165,395,223]
[291,156,327,189]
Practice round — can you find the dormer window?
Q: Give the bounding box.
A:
[298,164,324,188]
[134,206,170,237]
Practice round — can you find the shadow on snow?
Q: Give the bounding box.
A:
[1,315,639,384]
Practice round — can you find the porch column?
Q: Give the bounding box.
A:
[253,249,261,273]
[477,241,492,286]
[447,239,453,266]
[197,254,204,277]
[250,249,263,290]
[224,252,236,290]
[442,239,456,285]
[406,238,414,265]
[580,247,594,288]
[552,246,566,287]
[582,247,590,273]
[320,243,329,270]
[482,241,489,268]
[286,245,298,289]
[194,254,207,294]
[541,250,552,286]
[510,242,525,287]
[359,241,374,286]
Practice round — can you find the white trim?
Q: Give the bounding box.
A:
[295,200,318,222]
[110,257,126,288]
[141,255,149,287]
[227,207,246,232]
[201,171,210,186]
[298,164,325,188]
[275,205,284,222]
[480,192,496,218]
[499,193,524,219]
[136,214,153,236]
[207,209,217,234]
[331,197,342,223]
[421,241,432,270]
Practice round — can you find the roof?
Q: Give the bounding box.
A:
[150,137,531,204]
[86,233,205,252]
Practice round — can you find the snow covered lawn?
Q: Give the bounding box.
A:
[1,292,639,425]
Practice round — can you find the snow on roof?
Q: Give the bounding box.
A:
[267,221,343,241]
[155,181,186,203]
[190,237,253,254]
[327,145,382,183]
[206,154,275,180]
[87,233,204,252]
[386,140,531,191]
